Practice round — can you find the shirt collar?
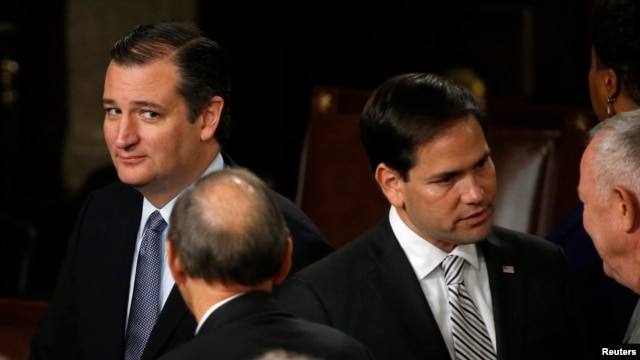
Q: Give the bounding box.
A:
[141,152,225,219]
[389,206,480,280]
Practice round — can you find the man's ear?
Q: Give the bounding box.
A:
[613,186,639,233]
[375,163,405,208]
[273,238,293,285]
[200,96,224,142]
[166,239,186,285]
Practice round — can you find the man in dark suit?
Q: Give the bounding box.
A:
[156,168,374,360]
[276,73,589,359]
[29,20,333,360]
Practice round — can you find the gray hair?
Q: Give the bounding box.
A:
[254,349,320,360]
[588,108,640,201]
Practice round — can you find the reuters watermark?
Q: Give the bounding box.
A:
[598,345,639,358]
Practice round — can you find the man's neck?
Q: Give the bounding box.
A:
[185,278,273,324]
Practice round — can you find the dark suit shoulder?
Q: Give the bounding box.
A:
[275,218,402,326]
[82,181,141,211]
[157,293,374,360]
[286,218,392,285]
[485,226,570,282]
[490,225,565,255]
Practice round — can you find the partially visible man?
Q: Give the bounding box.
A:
[30,20,332,360]
[276,73,589,359]
[545,0,640,348]
[157,168,374,360]
[578,108,640,343]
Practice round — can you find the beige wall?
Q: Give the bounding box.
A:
[63,0,197,193]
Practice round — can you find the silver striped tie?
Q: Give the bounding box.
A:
[442,254,497,360]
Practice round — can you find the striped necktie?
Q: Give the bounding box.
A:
[442,254,497,360]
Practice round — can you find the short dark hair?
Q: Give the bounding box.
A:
[110,20,232,146]
[168,168,290,286]
[360,73,488,180]
[592,0,640,105]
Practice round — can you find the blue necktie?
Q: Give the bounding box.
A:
[442,254,497,360]
[124,210,167,360]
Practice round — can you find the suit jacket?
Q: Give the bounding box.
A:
[30,158,333,360]
[546,203,639,349]
[276,217,590,360]
[156,291,375,360]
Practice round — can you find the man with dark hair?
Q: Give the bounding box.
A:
[30,20,332,360]
[277,73,588,359]
[157,168,374,360]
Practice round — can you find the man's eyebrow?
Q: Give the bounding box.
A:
[430,169,461,181]
[429,151,491,180]
[101,98,166,111]
[132,100,166,111]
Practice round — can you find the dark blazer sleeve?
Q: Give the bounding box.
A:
[30,193,94,360]
[30,183,143,360]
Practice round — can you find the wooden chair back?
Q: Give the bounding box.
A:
[0,298,48,360]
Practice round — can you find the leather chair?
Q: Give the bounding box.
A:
[296,87,387,249]
[485,101,597,236]
[0,298,48,360]
[0,215,38,298]
[296,86,596,248]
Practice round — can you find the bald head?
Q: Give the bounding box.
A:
[168,168,291,286]
[193,172,262,238]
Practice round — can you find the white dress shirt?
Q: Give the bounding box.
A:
[388,206,496,358]
[195,293,244,335]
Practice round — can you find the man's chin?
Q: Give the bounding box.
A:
[116,171,148,187]
[460,222,493,244]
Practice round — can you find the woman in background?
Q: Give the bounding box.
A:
[546,0,640,349]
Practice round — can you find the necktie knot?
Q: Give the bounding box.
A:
[147,210,167,234]
[442,254,465,286]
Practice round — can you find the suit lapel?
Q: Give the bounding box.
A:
[481,230,525,359]
[110,202,143,351]
[365,220,450,359]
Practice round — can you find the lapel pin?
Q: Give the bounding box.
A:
[502,265,515,274]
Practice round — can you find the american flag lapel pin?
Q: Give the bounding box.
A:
[502,265,515,274]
